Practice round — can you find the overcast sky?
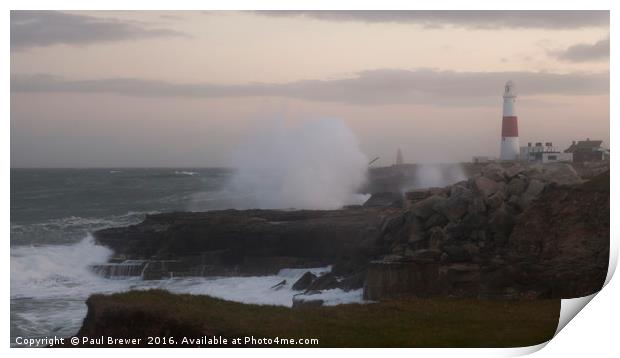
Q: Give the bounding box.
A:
[10,10,609,167]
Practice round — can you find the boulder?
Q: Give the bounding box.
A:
[474,176,501,197]
[424,213,448,229]
[410,195,446,219]
[339,271,366,291]
[467,197,487,215]
[450,184,474,200]
[433,196,469,222]
[507,177,527,196]
[488,204,516,239]
[482,163,507,182]
[305,272,339,291]
[292,272,317,291]
[541,163,583,185]
[363,192,404,208]
[270,280,287,290]
[485,191,505,210]
[520,179,545,208]
[505,163,526,178]
[427,227,446,249]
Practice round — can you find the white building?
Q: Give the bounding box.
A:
[520,142,573,163]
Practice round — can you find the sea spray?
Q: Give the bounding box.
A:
[410,163,467,190]
[225,118,369,209]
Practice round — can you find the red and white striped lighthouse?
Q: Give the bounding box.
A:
[500,80,519,160]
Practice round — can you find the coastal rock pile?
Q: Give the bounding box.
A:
[364,162,605,300]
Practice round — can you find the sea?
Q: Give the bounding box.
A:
[10,168,364,346]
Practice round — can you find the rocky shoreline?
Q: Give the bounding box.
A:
[90,162,609,304]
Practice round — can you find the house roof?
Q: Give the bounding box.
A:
[564,140,604,153]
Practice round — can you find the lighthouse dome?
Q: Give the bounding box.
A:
[504,80,517,97]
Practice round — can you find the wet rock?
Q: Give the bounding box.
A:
[474,176,501,197]
[363,192,404,208]
[292,272,317,291]
[270,280,287,290]
[339,271,366,291]
[306,272,339,291]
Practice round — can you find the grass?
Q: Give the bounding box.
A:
[82,289,560,348]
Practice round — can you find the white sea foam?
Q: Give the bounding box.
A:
[11,237,367,342]
[174,170,198,176]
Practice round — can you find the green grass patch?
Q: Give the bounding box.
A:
[83,289,560,348]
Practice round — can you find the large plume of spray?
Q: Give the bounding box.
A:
[225,118,369,210]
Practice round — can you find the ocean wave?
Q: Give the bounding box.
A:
[174,171,198,176]
[10,211,158,245]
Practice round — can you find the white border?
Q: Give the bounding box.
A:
[4,1,617,357]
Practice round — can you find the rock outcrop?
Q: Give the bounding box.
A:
[91,161,608,302]
[365,163,608,300]
[93,207,400,284]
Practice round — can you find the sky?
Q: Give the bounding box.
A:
[10,10,610,168]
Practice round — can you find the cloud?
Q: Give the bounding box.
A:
[551,36,610,62]
[11,69,609,106]
[255,10,609,29]
[11,11,189,50]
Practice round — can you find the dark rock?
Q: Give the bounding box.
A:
[306,273,339,291]
[485,191,505,210]
[363,192,404,208]
[292,272,317,291]
[410,195,446,219]
[363,260,441,300]
[449,184,474,200]
[441,245,472,263]
[409,249,442,262]
[467,197,487,215]
[339,271,366,291]
[488,204,516,239]
[520,179,545,208]
[94,207,396,277]
[424,213,448,229]
[427,227,446,250]
[507,177,527,196]
[433,196,469,222]
[270,280,287,290]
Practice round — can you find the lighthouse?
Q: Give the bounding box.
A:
[500,80,519,161]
